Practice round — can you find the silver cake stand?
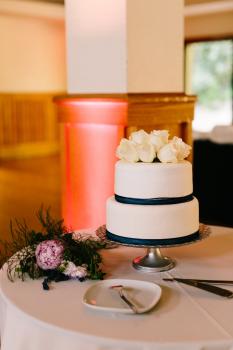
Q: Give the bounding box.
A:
[96,224,211,272]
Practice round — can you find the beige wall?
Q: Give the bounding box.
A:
[184,1,233,40]
[127,0,184,93]
[0,1,66,92]
[185,0,225,4]
[66,0,127,94]
[66,0,184,94]
[185,11,233,40]
[1,0,231,93]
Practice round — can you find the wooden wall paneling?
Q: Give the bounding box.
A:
[54,92,196,157]
[0,93,61,159]
[0,92,196,159]
[126,93,196,161]
[126,93,196,159]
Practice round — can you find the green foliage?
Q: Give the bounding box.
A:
[0,208,105,283]
[190,40,232,108]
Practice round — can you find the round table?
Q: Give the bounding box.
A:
[1,225,233,350]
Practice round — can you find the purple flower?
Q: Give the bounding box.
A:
[35,240,64,270]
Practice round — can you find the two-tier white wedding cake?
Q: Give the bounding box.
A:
[106,130,199,245]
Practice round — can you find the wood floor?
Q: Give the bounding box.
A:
[0,155,61,243]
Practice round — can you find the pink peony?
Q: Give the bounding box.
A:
[35,240,64,270]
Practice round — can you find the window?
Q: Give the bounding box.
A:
[185,40,233,133]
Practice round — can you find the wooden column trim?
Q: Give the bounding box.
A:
[54,93,196,148]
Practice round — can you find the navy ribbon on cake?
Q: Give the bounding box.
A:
[115,194,194,205]
[106,230,200,246]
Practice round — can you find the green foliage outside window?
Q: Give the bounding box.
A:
[191,40,232,109]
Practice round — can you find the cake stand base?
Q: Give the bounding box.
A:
[96,224,210,274]
[132,247,175,272]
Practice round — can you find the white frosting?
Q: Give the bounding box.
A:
[106,196,199,239]
[114,160,193,199]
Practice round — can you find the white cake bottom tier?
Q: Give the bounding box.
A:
[106,196,199,241]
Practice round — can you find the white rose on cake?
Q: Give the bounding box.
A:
[157,142,178,163]
[157,137,191,163]
[129,129,149,144]
[116,138,139,162]
[116,129,191,163]
[149,130,169,152]
[171,136,191,161]
[136,142,156,163]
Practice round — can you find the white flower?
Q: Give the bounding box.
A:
[136,143,156,163]
[116,130,191,164]
[60,261,88,279]
[171,136,191,160]
[116,138,139,162]
[157,142,178,163]
[149,130,169,152]
[72,230,100,242]
[157,135,191,163]
[129,129,149,144]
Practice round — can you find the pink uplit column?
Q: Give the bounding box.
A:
[55,97,127,230]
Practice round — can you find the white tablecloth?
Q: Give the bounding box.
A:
[1,225,233,350]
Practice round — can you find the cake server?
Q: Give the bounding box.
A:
[163,278,233,298]
[163,278,233,285]
[110,285,139,313]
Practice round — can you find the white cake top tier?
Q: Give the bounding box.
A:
[114,160,193,199]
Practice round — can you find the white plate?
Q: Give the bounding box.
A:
[83,279,162,314]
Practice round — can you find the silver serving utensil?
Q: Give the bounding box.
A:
[163,278,233,298]
[164,278,233,285]
[110,285,139,313]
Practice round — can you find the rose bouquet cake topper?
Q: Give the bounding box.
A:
[116,130,191,163]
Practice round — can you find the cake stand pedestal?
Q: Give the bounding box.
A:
[132,247,175,272]
[97,224,211,273]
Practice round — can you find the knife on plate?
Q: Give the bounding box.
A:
[163,278,233,298]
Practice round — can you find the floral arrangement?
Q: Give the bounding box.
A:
[0,209,106,290]
[116,129,191,163]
